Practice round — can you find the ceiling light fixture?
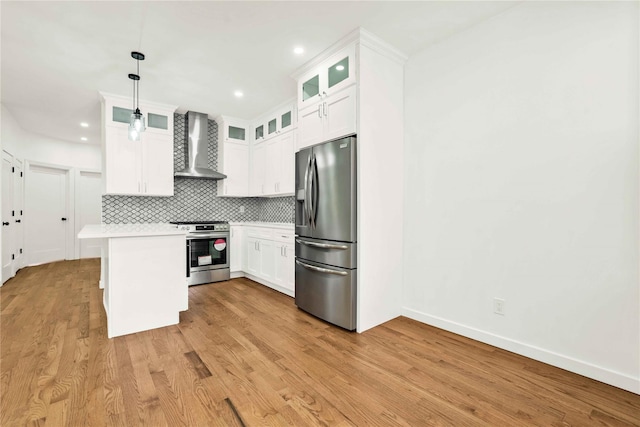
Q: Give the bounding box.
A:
[293,46,304,55]
[81,137,88,141]
[80,122,89,128]
[234,90,244,98]
[128,51,146,141]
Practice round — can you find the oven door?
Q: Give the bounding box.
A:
[186,233,230,274]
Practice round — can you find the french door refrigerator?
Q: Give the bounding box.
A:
[295,135,356,330]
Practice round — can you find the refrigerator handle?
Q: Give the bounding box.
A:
[308,154,316,229]
[305,153,313,227]
[295,259,347,276]
[312,154,319,227]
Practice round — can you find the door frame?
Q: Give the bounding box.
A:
[24,160,74,265]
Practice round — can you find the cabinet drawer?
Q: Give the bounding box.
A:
[273,231,294,244]
[245,227,273,240]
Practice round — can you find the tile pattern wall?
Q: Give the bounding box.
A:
[102,113,294,224]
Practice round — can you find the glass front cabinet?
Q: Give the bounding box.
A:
[253,102,296,143]
[297,44,356,108]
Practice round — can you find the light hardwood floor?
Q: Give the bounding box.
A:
[1,259,639,426]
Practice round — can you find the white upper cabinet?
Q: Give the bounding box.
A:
[297,84,356,150]
[294,44,357,151]
[253,102,296,143]
[297,44,356,109]
[217,116,250,197]
[219,116,250,145]
[100,93,176,196]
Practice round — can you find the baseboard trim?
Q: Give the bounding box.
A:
[402,307,639,395]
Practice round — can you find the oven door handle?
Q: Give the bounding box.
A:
[186,240,191,278]
[186,233,228,240]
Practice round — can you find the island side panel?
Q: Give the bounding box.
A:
[106,234,185,338]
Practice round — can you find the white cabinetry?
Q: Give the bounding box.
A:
[217,116,249,197]
[297,84,356,150]
[100,93,176,196]
[262,130,295,196]
[292,28,407,332]
[273,232,294,294]
[250,142,268,196]
[238,224,295,297]
[297,44,356,109]
[230,225,244,273]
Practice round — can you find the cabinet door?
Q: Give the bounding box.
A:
[277,132,295,194]
[324,84,357,142]
[220,143,249,197]
[104,126,141,195]
[142,131,174,196]
[274,243,295,294]
[259,239,275,282]
[264,138,280,195]
[324,45,356,97]
[299,72,322,108]
[246,237,261,276]
[230,226,243,272]
[250,143,267,196]
[297,103,323,151]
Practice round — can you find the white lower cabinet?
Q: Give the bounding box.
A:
[230,225,243,273]
[238,225,295,297]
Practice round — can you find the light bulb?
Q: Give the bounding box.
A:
[128,125,140,141]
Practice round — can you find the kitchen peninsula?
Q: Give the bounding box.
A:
[78,223,187,338]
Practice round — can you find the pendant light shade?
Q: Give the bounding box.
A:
[128,51,145,141]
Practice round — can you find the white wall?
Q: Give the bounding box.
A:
[403,1,639,393]
[1,105,25,158]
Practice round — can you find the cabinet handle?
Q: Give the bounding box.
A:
[318,104,322,118]
[138,182,141,192]
[323,102,327,117]
[144,182,148,193]
[322,91,327,98]
[283,246,287,257]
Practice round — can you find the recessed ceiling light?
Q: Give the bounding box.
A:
[336,65,345,71]
[80,137,88,141]
[234,90,243,98]
[80,122,89,128]
[293,46,304,55]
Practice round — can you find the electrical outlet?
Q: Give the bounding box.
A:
[494,298,505,315]
[239,205,245,214]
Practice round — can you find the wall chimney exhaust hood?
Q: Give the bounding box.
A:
[174,111,227,180]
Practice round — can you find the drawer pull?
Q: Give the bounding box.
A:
[296,239,348,250]
[296,260,347,276]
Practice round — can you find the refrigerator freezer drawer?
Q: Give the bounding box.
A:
[295,258,356,330]
[295,236,356,269]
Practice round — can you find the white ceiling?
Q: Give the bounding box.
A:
[1,1,518,146]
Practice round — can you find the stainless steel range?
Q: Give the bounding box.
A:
[171,221,230,286]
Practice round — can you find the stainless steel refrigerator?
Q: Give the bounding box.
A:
[295,135,357,330]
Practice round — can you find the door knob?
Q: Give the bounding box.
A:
[2,222,9,226]
[15,220,21,223]
[61,218,67,221]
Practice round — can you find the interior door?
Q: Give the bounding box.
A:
[76,171,102,258]
[26,164,68,265]
[2,153,14,282]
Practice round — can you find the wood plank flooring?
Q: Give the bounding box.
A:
[1,259,639,426]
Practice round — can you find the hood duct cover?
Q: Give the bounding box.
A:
[174,111,227,179]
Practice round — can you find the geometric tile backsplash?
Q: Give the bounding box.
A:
[102,113,294,224]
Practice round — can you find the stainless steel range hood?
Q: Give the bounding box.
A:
[174,111,227,180]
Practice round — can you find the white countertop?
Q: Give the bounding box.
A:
[229,221,294,230]
[78,223,187,239]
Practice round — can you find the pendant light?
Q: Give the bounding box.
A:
[128,51,145,141]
